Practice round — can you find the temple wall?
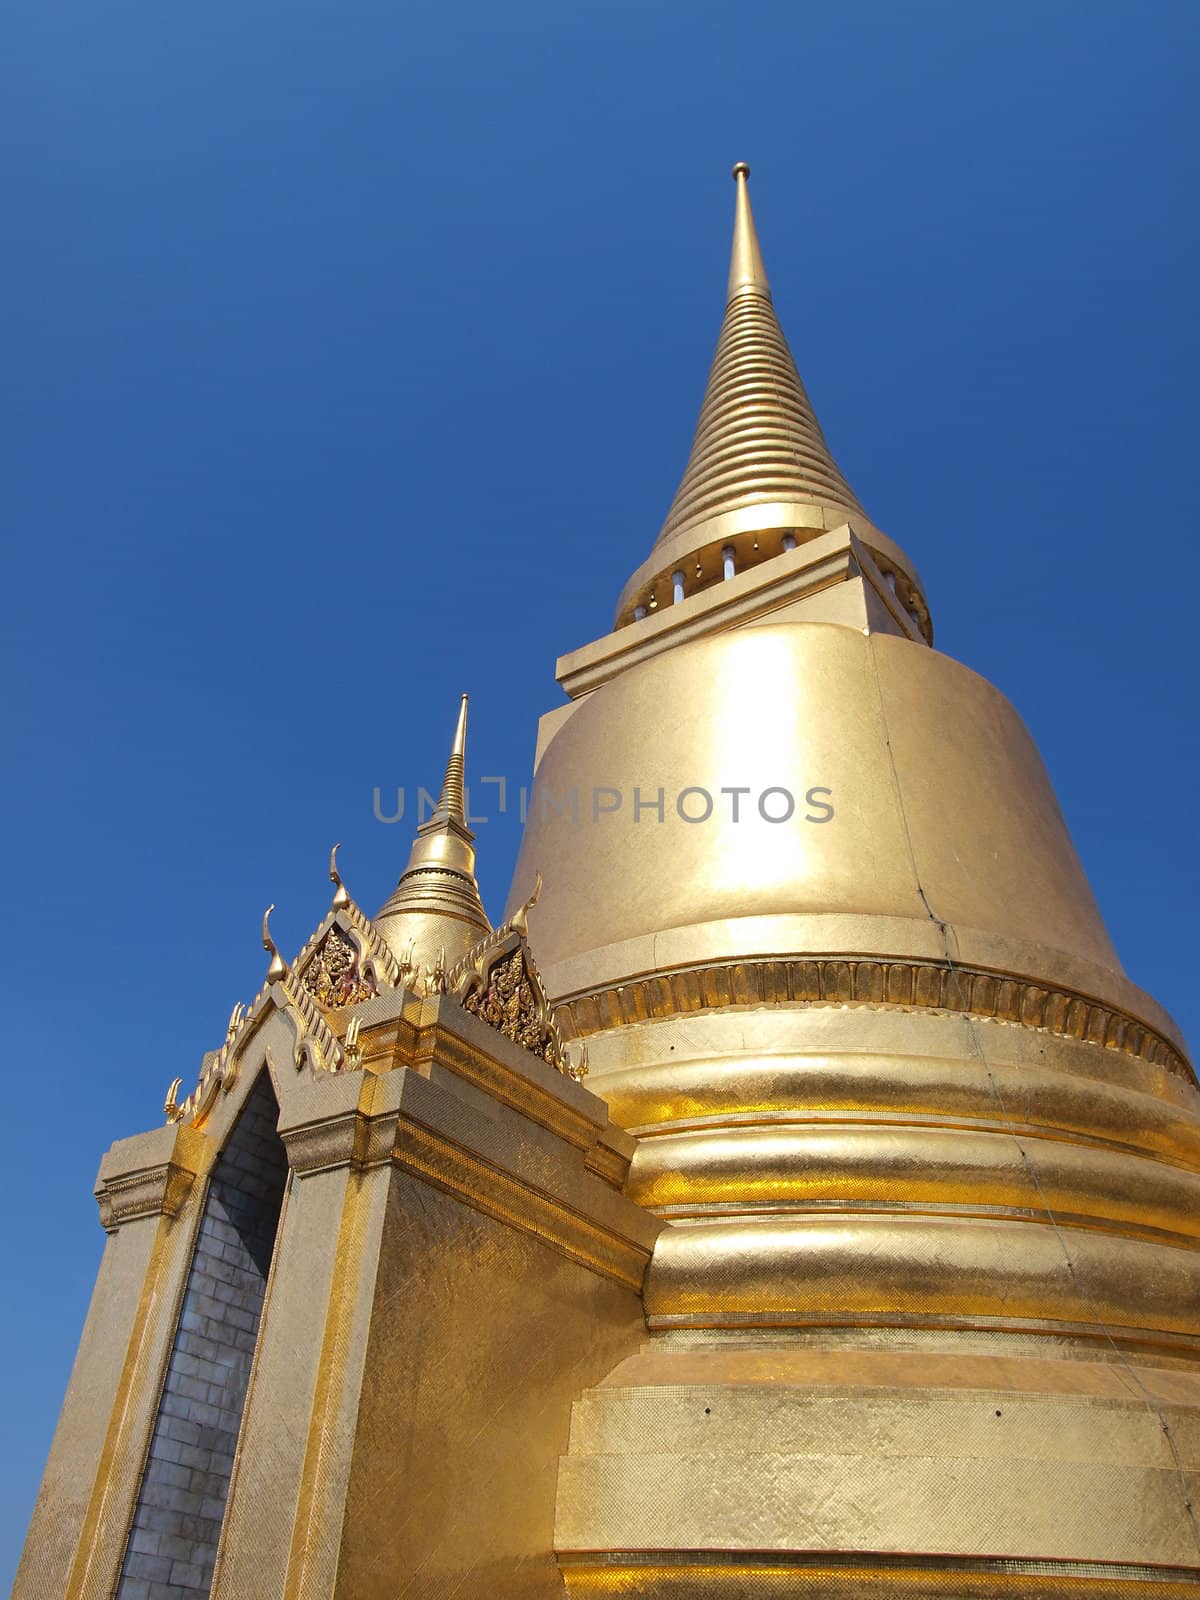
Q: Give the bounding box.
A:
[333,1170,648,1599]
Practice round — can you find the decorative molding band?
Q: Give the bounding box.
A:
[357,1009,422,1076]
[391,1117,651,1291]
[280,1111,368,1177]
[557,1550,1200,1598]
[642,1306,1200,1353]
[584,1139,632,1190]
[95,1158,198,1231]
[280,1107,399,1178]
[648,1199,1200,1254]
[412,1024,604,1157]
[557,956,1193,1085]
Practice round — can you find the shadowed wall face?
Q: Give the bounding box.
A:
[115,1073,288,1600]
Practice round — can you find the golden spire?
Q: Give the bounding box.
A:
[651,162,866,567]
[429,692,468,824]
[375,694,491,974]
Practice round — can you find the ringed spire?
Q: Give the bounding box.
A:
[615,163,901,629]
[430,692,468,824]
[656,162,866,556]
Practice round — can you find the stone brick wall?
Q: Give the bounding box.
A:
[115,1073,288,1600]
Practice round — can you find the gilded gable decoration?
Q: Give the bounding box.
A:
[292,844,403,1000]
[300,924,376,1010]
[447,874,588,1081]
[164,851,404,1126]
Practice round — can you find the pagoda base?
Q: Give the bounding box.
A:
[555,1332,1200,1595]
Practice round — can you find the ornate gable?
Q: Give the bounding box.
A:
[447,874,587,1081]
[165,847,402,1127]
[291,845,402,1004]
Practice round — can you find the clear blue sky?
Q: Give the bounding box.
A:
[3,0,1198,1582]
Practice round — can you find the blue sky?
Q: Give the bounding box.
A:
[3,0,1198,1582]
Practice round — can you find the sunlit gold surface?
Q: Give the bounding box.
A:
[512,624,1128,982]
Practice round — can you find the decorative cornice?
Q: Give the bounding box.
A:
[166,969,347,1129]
[166,975,274,1126]
[275,1072,649,1288]
[95,1131,206,1230]
[584,1137,632,1190]
[281,971,345,1073]
[96,1165,196,1231]
[391,1117,650,1291]
[279,1105,397,1177]
[411,1020,601,1155]
[557,954,1193,1085]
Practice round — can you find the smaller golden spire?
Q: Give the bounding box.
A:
[375,694,491,977]
[728,163,770,301]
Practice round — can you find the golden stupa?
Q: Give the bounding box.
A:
[16,166,1200,1600]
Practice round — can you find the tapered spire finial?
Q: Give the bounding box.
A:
[728,162,770,301]
[620,161,867,614]
[431,694,468,823]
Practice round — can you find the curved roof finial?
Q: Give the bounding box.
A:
[262,904,287,982]
[329,842,350,910]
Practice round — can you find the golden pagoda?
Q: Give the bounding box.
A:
[15,166,1200,1600]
